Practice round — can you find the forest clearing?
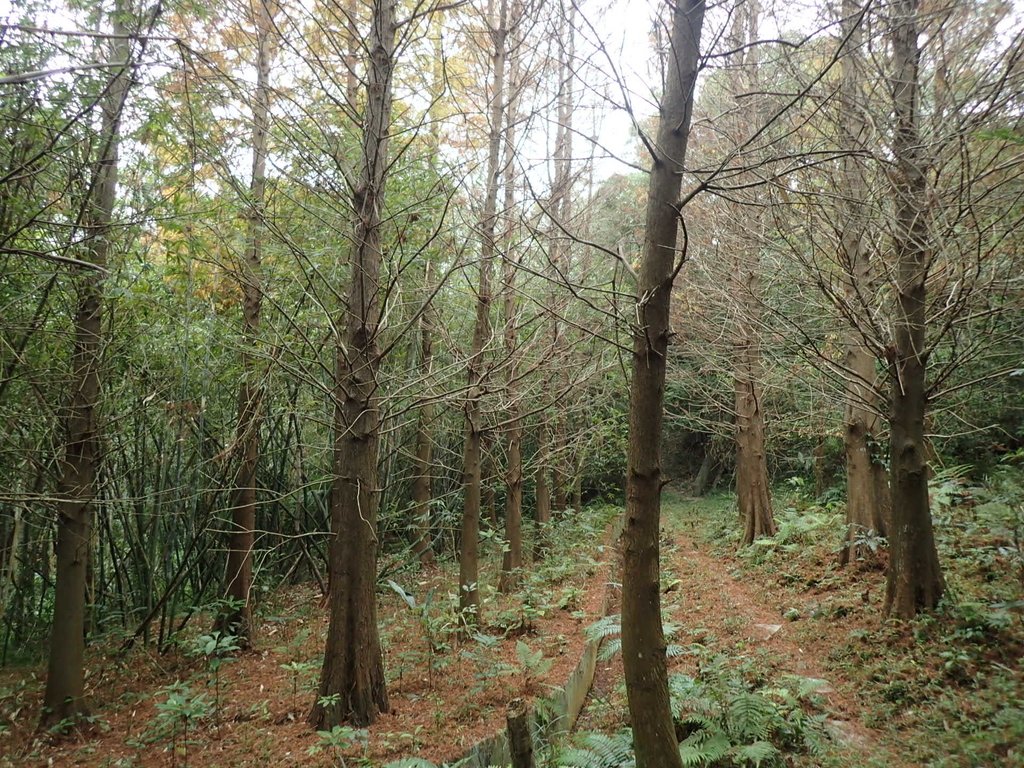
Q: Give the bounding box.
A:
[1,0,1022,765]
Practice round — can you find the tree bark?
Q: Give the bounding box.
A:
[459,0,507,625]
[42,0,143,726]
[507,698,535,768]
[728,0,775,547]
[533,435,550,561]
[621,3,704,767]
[412,260,436,566]
[309,0,395,728]
[838,0,890,565]
[218,0,276,646]
[884,0,944,617]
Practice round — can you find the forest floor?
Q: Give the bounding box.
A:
[2,485,1022,767]
[0,507,621,767]
[575,490,1024,768]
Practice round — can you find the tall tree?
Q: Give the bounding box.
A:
[836,0,889,564]
[621,2,705,766]
[725,0,776,546]
[498,18,523,591]
[42,0,154,726]
[309,0,396,728]
[884,0,944,616]
[459,0,507,624]
[217,0,278,645]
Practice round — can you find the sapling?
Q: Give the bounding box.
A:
[190,631,239,724]
[154,682,211,768]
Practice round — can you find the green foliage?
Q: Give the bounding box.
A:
[586,613,687,662]
[151,682,211,768]
[669,658,829,767]
[308,725,369,766]
[555,730,636,768]
[516,640,554,692]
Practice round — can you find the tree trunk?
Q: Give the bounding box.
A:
[884,0,943,617]
[412,261,435,566]
[43,0,142,726]
[837,0,890,565]
[694,442,716,496]
[499,56,522,593]
[459,0,507,625]
[734,320,775,545]
[621,3,704,767]
[309,0,395,728]
[728,0,776,547]
[218,0,276,645]
[546,6,575,514]
[533,434,550,561]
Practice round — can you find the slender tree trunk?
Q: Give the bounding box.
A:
[459,0,507,624]
[309,0,395,728]
[734,270,775,545]
[621,3,704,767]
[726,0,775,547]
[412,16,446,567]
[412,262,436,566]
[533,433,550,560]
[218,0,276,645]
[499,64,522,592]
[884,0,943,617]
[545,5,575,513]
[838,0,889,565]
[42,0,142,726]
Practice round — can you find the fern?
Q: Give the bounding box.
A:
[726,693,774,742]
[556,730,635,768]
[678,729,730,766]
[729,740,780,767]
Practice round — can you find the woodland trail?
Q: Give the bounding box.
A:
[663,496,907,763]
[579,495,904,766]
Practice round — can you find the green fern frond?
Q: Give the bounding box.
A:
[726,693,775,742]
[678,729,730,766]
[585,614,622,643]
[556,730,635,768]
[730,740,781,767]
[598,637,622,661]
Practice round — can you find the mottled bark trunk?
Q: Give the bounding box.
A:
[219,0,275,645]
[309,0,395,728]
[621,3,704,767]
[43,0,142,725]
[884,0,943,617]
[460,0,507,624]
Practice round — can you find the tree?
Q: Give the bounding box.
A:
[309,0,396,728]
[42,0,156,726]
[459,0,508,625]
[836,0,889,564]
[217,0,279,646]
[621,1,705,766]
[725,0,776,546]
[883,0,944,616]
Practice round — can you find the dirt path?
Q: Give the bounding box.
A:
[664,530,880,750]
[579,500,902,764]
